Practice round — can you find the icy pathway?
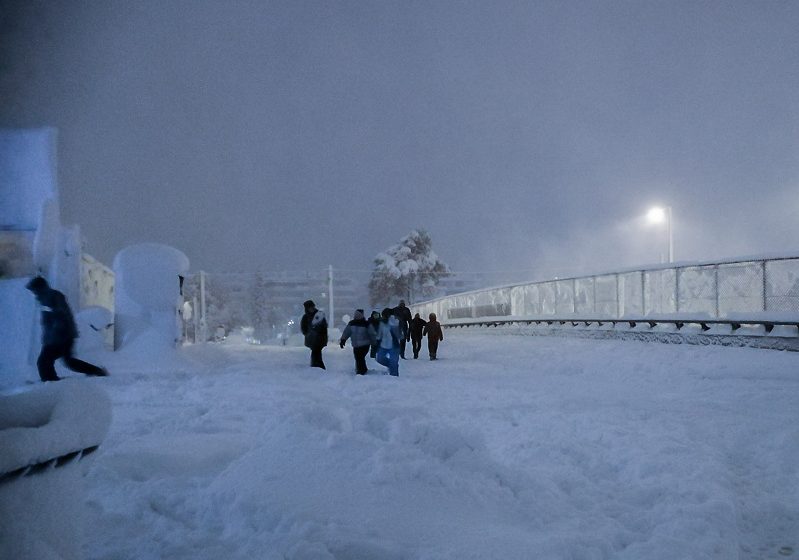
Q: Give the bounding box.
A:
[82,332,799,560]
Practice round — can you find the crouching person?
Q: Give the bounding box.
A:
[339,309,376,375]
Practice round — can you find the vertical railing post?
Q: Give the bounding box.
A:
[675,267,681,314]
[615,273,621,318]
[641,271,646,316]
[199,270,207,343]
[538,282,544,316]
[573,278,577,314]
[714,265,720,318]
[762,260,768,312]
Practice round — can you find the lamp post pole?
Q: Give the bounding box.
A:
[666,206,673,263]
[647,206,674,264]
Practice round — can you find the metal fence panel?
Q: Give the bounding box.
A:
[644,269,676,315]
[540,282,557,315]
[718,262,764,316]
[555,280,575,315]
[619,271,644,317]
[575,278,594,315]
[594,275,618,317]
[766,259,799,312]
[678,266,716,316]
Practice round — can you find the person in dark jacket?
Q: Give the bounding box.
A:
[409,312,427,359]
[339,309,377,375]
[368,310,382,358]
[26,276,108,382]
[300,299,327,369]
[422,312,444,360]
[392,299,413,359]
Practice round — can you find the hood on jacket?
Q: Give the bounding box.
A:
[26,276,49,294]
[311,310,327,327]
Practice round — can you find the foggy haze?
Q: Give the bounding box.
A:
[1,1,797,282]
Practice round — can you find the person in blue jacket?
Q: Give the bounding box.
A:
[375,307,402,376]
[339,309,377,375]
[26,276,108,382]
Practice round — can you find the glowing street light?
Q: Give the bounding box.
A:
[647,206,673,263]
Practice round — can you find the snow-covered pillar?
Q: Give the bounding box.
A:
[113,243,189,351]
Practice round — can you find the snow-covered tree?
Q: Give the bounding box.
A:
[369,230,450,306]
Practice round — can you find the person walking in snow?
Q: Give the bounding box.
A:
[409,312,427,359]
[368,310,382,359]
[339,309,376,375]
[422,312,444,360]
[375,307,402,376]
[300,299,328,369]
[393,299,413,359]
[26,276,109,382]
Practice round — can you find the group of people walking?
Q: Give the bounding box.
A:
[300,299,443,376]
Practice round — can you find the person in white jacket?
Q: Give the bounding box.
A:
[375,307,402,376]
[339,309,376,375]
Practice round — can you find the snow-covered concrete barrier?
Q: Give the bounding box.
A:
[0,380,112,560]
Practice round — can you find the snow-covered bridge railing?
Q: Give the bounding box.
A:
[0,381,112,560]
[411,255,799,350]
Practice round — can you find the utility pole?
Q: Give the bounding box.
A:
[199,271,207,343]
[328,265,334,327]
[192,295,199,343]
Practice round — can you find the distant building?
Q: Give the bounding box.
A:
[183,269,368,340]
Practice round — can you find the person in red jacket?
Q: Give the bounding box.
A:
[422,312,444,360]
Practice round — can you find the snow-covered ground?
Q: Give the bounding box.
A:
[61,332,799,559]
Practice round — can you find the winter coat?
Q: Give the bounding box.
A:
[368,313,382,336]
[36,287,79,346]
[423,319,443,342]
[393,304,412,339]
[301,309,328,349]
[340,318,376,349]
[409,316,427,340]
[377,315,402,350]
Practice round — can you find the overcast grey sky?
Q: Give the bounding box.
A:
[2,1,798,280]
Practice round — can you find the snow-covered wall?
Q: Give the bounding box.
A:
[0,128,58,230]
[113,243,189,351]
[0,278,38,385]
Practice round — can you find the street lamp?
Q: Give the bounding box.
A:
[647,206,673,263]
